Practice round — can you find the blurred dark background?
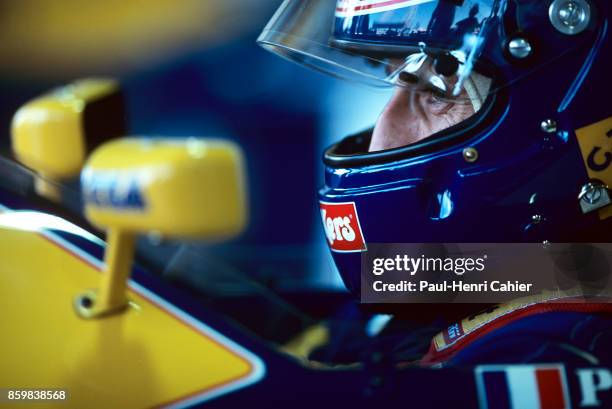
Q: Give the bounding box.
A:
[0,0,391,291]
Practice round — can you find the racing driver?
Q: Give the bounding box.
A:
[258,0,612,405]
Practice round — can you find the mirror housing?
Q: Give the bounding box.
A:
[82,138,247,239]
[11,78,126,200]
[76,137,248,318]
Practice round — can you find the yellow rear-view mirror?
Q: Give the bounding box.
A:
[10,78,125,200]
[76,138,247,318]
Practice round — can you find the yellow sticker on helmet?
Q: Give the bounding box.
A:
[575,116,612,220]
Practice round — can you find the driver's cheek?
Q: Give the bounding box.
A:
[370,88,439,152]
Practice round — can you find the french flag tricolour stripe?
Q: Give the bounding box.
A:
[475,365,570,409]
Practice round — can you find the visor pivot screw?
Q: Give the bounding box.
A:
[508,37,533,59]
[579,182,611,213]
[549,0,591,35]
[463,147,479,163]
[540,119,558,133]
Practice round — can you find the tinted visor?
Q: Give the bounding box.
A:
[332,0,495,52]
[259,0,500,102]
[258,0,597,102]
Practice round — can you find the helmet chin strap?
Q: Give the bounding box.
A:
[463,71,492,112]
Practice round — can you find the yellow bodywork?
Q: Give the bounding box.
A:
[0,209,262,408]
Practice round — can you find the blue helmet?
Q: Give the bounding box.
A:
[259,0,612,298]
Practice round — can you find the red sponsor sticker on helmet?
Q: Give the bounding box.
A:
[319,201,366,252]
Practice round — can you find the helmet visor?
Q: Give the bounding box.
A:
[258,0,595,103]
[258,0,501,102]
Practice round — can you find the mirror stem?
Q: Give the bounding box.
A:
[74,228,135,318]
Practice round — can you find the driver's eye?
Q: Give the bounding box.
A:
[398,71,419,84]
[428,86,454,103]
[426,89,455,114]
